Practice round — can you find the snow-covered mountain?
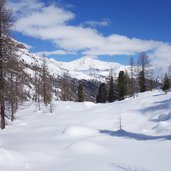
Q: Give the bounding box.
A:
[15,41,160,102]
[16,42,129,82]
[63,57,128,81]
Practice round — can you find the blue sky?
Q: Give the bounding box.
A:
[64,0,171,41]
[8,0,171,69]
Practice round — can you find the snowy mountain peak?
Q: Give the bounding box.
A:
[17,41,129,81]
[65,56,127,72]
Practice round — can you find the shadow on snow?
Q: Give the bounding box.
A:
[99,129,171,141]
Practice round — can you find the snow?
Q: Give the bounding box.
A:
[62,126,98,137]
[153,112,171,122]
[1,90,171,171]
[17,45,129,81]
[64,57,125,71]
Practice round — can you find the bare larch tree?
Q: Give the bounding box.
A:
[0,0,13,129]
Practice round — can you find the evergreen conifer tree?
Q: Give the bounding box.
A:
[117,71,126,100]
[107,76,118,102]
[138,53,149,93]
[78,82,84,102]
[162,74,170,94]
[96,83,107,103]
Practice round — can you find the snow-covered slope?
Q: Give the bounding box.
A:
[64,57,125,71]
[1,89,171,171]
[16,43,128,81]
[63,57,128,80]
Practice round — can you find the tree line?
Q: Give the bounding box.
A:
[0,0,54,129]
[0,0,23,129]
[96,54,171,103]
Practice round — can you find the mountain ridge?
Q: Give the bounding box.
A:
[16,41,129,81]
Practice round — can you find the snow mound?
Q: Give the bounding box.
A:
[83,102,97,108]
[69,141,106,154]
[155,112,171,122]
[0,148,23,166]
[62,126,98,137]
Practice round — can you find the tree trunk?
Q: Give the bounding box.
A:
[10,72,14,121]
[1,103,5,129]
[0,4,5,129]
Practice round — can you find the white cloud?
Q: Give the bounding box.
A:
[83,35,164,56]
[14,5,75,29]
[8,0,44,17]
[34,49,76,56]
[8,0,171,74]
[83,19,110,27]
[148,44,171,74]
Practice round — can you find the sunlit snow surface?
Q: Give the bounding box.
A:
[1,90,171,171]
